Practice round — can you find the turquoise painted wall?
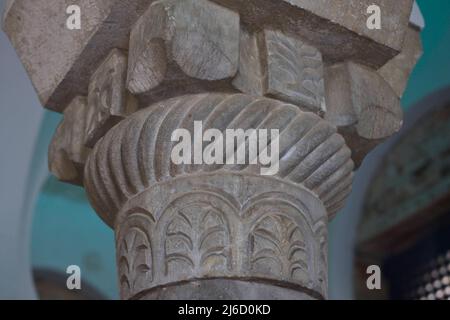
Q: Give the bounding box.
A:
[31,177,118,299]
[403,0,450,109]
[30,113,118,299]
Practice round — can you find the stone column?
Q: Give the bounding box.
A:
[3,0,421,300]
[84,92,342,300]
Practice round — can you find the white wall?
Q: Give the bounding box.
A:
[0,0,42,299]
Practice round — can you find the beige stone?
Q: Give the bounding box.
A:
[234,29,325,111]
[85,93,350,299]
[3,0,421,300]
[3,0,150,111]
[48,96,90,185]
[325,62,403,139]
[232,28,267,97]
[127,0,240,95]
[284,0,413,52]
[379,26,423,97]
[85,49,137,148]
[212,0,413,68]
[324,62,403,165]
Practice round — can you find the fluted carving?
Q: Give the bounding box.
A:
[81,93,351,299]
[85,93,353,226]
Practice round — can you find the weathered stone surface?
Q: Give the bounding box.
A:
[233,29,325,111]
[324,62,403,165]
[85,49,137,148]
[2,0,15,22]
[83,93,354,299]
[2,0,150,111]
[113,174,327,300]
[265,30,325,111]
[3,0,415,112]
[232,28,267,96]
[212,0,414,68]
[283,0,413,52]
[379,26,423,97]
[4,0,422,301]
[127,1,169,95]
[127,0,239,95]
[140,279,317,300]
[48,96,90,185]
[170,0,239,80]
[84,93,353,224]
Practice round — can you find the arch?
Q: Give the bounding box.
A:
[329,86,450,299]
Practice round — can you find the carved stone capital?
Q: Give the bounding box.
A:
[84,94,354,225]
[3,0,421,300]
[84,93,345,299]
[114,173,327,299]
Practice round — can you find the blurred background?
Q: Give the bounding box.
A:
[1,0,450,300]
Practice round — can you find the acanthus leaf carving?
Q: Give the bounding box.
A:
[249,214,309,284]
[164,199,232,277]
[86,48,138,148]
[117,210,155,300]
